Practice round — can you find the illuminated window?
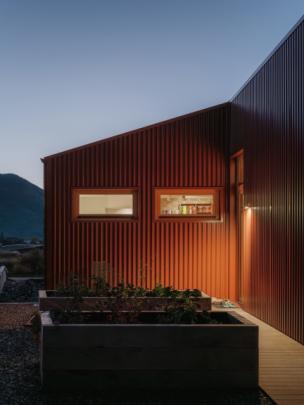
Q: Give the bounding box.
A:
[72,189,136,219]
[155,188,221,220]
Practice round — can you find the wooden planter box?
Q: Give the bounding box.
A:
[41,311,258,391]
[38,290,212,312]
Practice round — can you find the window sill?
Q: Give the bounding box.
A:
[72,216,138,222]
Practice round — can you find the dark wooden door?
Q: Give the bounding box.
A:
[230,150,244,303]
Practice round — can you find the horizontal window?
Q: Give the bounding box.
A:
[72,189,137,219]
[155,188,221,220]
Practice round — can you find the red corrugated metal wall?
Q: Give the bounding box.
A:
[231,20,304,344]
[44,18,304,344]
[44,104,233,299]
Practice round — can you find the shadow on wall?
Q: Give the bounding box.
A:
[231,93,304,344]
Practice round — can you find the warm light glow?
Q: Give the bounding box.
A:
[79,194,133,216]
[160,193,214,216]
[154,188,221,220]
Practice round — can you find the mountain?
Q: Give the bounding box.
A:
[0,173,43,239]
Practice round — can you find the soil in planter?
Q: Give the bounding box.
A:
[50,311,241,325]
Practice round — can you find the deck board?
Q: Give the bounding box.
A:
[214,307,304,405]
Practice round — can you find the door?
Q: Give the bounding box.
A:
[230,150,244,303]
[237,183,244,303]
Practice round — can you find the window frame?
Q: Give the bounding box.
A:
[154,187,223,222]
[72,188,138,221]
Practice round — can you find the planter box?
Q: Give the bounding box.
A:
[38,290,212,311]
[41,311,258,391]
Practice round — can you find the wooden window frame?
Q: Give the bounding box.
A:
[154,187,223,222]
[72,188,138,221]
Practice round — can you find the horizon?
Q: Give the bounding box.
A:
[0,0,303,188]
[0,172,43,189]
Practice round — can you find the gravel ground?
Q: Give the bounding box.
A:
[0,304,37,328]
[0,279,44,302]
[0,280,277,404]
[0,327,275,405]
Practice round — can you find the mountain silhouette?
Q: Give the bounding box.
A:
[0,173,43,239]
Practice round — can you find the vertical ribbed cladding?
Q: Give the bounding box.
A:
[44,103,231,299]
[231,20,304,344]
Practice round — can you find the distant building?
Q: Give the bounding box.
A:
[0,244,43,253]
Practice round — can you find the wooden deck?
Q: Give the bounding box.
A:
[214,306,304,405]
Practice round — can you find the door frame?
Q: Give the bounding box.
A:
[229,149,244,303]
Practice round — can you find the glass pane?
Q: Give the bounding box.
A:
[160,194,214,216]
[79,194,133,215]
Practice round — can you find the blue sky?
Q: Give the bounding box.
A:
[0,0,303,187]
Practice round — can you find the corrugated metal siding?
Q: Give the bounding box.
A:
[231,21,304,344]
[45,104,232,298]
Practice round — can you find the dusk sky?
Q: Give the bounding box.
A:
[0,0,303,188]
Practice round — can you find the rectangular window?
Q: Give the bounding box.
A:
[155,188,221,220]
[72,189,137,219]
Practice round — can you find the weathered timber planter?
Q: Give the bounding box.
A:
[38,290,212,311]
[41,311,258,391]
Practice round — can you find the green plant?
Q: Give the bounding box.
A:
[146,284,177,298]
[95,286,144,324]
[146,284,202,299]
[10,263,32,275]
[109,282,146,298]
[52,277,86,324]
[181,288,202,298]
[109,282,126,298]
[129,285,147,297]
[160,298,214,324]
[56,274,92,297]
[54,271,203,301]
[91,275,110,296]
[3,249,44,275]
[18,249,44,273]
[91,261,112,295]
